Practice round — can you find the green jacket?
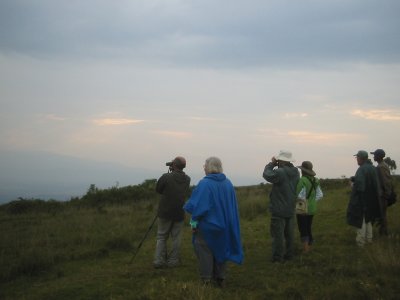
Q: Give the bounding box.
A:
[263,162,300,218]
[296,175,320,215]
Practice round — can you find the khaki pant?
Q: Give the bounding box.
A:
[356,218,373,247]
[154,218,183,267]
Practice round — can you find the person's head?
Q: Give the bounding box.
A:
[169,156,186,171]
[298,161,316,177]
[354,150,368,166]
[274,150,294,167]
[370,149,385,162]
[204,157,223,175]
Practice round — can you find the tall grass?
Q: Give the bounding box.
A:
[0,178,399,299]
[0,201,156,283]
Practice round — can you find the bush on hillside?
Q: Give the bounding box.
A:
[3,198,64,215]
[78,179,159,206]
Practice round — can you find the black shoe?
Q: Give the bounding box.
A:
[215,278,224,288]
[284,254,293,261]
[271,257,284,263]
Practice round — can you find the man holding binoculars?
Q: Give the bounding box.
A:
[153,156,191,268]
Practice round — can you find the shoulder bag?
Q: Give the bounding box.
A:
[296,178,315,215]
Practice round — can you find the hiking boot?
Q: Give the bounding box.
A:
[153,263,166,269]
[303,242,311,253]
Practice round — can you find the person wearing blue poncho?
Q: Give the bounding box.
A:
[183,157,243,287]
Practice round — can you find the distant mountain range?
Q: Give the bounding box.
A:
[0,150,157,203]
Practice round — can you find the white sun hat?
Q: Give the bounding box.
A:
[274,150,295,162]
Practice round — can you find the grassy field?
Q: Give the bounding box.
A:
[0,179,399,299]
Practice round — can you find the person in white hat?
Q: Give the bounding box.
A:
[262,150,300,263]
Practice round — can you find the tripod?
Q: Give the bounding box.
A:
[129,214,158,264]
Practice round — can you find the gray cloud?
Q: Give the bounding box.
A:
[1,0,399,67]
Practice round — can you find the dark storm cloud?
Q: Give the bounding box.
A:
[1,0,399,67]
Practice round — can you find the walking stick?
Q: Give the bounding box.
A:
[129,214,158,264]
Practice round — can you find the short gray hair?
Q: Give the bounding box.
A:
[204,157,223,174]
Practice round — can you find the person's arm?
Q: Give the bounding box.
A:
[262,157,280,184]
[183,181,211,219]
[315,183,324,201]
[155,174,167,194]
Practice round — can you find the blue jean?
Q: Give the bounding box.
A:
[154,218,183,267]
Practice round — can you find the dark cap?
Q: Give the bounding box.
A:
[370,149,385,158]
[354,150,368,159]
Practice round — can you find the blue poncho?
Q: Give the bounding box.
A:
[183,173,243,264]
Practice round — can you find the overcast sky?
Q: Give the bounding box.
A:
[1,0,400,199]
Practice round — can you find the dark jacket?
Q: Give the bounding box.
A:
[263,162,300,218]
[347,161,381,228]
[156,170,191,222]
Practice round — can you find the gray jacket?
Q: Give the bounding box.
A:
[263,162,300,218]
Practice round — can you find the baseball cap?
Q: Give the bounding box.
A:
[354,150,368,159]
[370,149,385,158]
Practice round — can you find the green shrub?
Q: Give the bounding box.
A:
[3,199,64,215]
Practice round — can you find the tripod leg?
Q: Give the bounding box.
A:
[129,215,158,264]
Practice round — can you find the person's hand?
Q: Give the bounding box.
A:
[271,157,278,166]
[189,219,198,233]
[349,177,354,189]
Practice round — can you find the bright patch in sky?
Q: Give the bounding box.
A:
[351,110,400,121]
[93,118,145,126]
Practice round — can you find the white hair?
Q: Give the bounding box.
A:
[204,156,223,174]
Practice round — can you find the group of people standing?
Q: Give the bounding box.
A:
[347,149,394,247]
[151,149,394,286]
